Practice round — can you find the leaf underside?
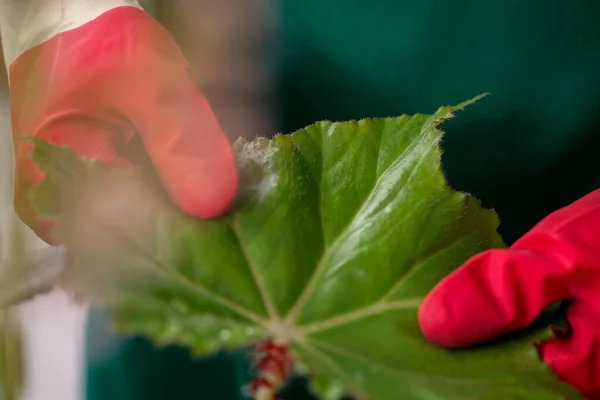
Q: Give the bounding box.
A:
[28,96,581,399]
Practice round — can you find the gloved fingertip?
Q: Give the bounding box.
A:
[419,250,518,348]
[418,282,493,348]
[175,174,238,219]
[418,292,462,348]
[167,153,239,219]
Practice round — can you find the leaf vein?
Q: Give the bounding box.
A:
[105,225,268,326]
[298,298,422,335]
[231,217,280,322]
[286,120,440,323]
[381,225,482,301]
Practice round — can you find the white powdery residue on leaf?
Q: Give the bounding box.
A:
[237,139,280,201]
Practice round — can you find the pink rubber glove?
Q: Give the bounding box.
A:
[6,2,238,242]
[419,189,600,398]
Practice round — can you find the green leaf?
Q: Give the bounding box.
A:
[26,96,582,399]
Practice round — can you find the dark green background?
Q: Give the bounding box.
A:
[87,1,600,398]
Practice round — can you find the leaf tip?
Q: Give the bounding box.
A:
[433,93,489,126]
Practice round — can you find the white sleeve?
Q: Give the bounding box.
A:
[0,0,142,68]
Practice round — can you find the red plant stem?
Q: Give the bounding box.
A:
[248,339,292,400]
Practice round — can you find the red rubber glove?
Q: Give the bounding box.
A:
[8,5,238,243]
[419,189,600,398]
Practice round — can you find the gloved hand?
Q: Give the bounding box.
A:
[8,2,238,243]
[419,189,600,398]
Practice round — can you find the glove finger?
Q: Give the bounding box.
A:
[538,300,600,398]
[14,118,131,242]
[418,239,574,348]
[137,89,237,219]
[120,32,238,219]
[419,191,600,349]
[127,85,238,219]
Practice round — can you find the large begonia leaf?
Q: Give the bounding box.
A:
[25,97,581,399]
